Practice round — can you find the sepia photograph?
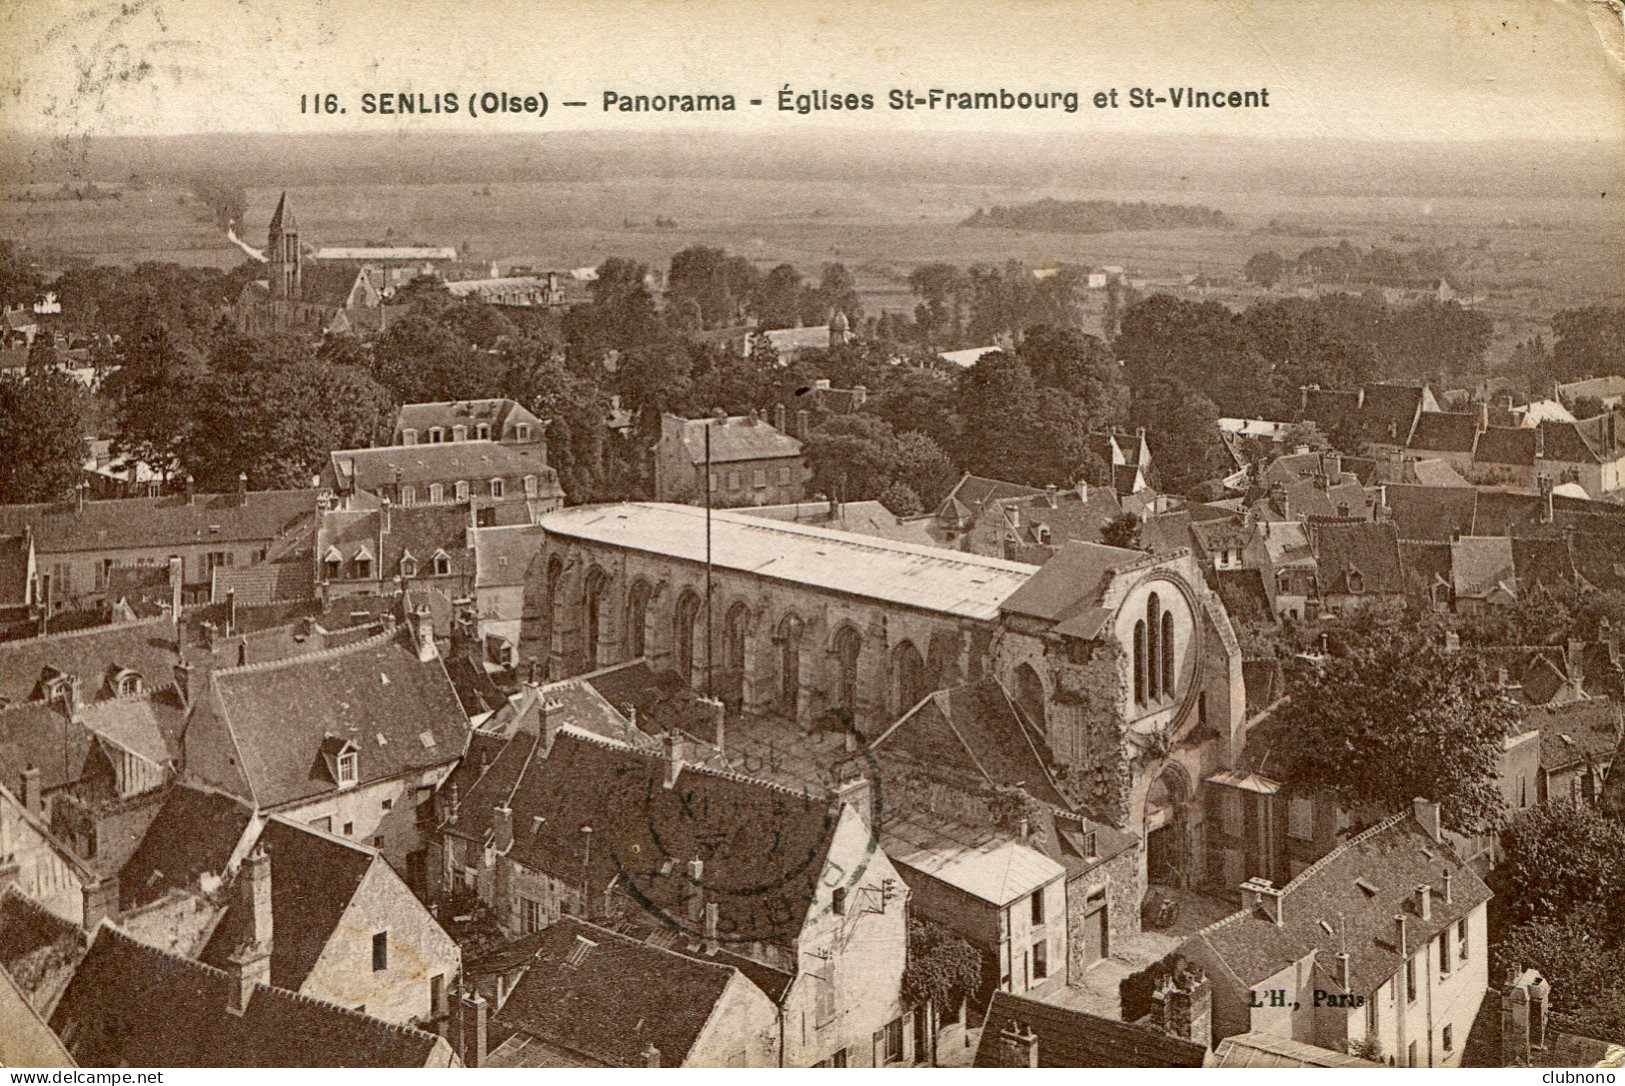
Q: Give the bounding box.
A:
[0,0,1622,1072]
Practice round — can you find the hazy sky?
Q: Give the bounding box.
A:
[2,0,1620,142]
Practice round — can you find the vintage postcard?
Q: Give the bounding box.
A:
[0,0,1622,1072]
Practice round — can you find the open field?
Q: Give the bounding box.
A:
[3,132,1620,354]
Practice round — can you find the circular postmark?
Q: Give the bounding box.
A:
[607,738,886,949]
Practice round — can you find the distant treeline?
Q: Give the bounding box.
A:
[189,177,248,231]
[962,199,1232,233]
[1244,240,1458,288]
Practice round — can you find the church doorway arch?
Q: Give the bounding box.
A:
[1144,763,1192,889]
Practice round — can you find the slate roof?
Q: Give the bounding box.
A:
[0,617,181,707]
[198,817,375,992]
[1312,521,1405,596]
[211,561,315,606]
[394,398,545,442]
[937,474,1046,527]
[474,523,541,588]
[1408,412,1479,454]
[0,961,73,1067]
[669,414,803,465]
[582,660,716,738]
[489,917,740,1067]
[1409,458,1472,488]
[494,732,839,948]
[444,652,508,719]
[1474,426,1540,467]
[51,926,443,1067]
[1531,699,1622,772]
[197,628,468,809]
[870,677,1069,810]
[0,702,98,797]
[1299,388,1362,432]
[327,441,557,494]
[974,992,1207,1068]
[75,689,186,771]
[1359,383,1429,445]
[1183,810,1491,997]
[0,885,89,1014]
[997,540,1144,625]
[1451,536,1517,601]
[1214,1032,1380,1067]
[1511,537,1579,591]
[543,503,1037,622]
[0,533,31,608]
[1538,419,1605,464]
[887,820,1064,907]
[0,491,316,554]
[1557,375,1625,403]
[117,784,255,910]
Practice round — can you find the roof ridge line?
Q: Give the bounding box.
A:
[0,615,170,647]
[566,916,740,976]
[213,625,401,676]
[558,730,818,799]
[1277,810,1411,897]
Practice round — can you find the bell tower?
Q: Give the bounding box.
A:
[266,192,302,302]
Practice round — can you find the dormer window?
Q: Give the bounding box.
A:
[400,554,418,579]
[338,751,358,786]
[515,423,531,442]
[455,480,469,501]
[1347,569,1364,594]
[452,425,467,442]
[402,428,418,446]
[476,423,491,440]
[490,478,505,498]
[400,485,416,506]
[323,544,344,581]
[429,483,444,503]
[433,551,451,577]
[111,669,143,698]
[322,736,361,788]
[428,427,445,444]
[524,474,538,498]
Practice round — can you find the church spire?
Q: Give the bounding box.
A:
[267,191,299,246]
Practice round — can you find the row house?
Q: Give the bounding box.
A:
[181,612,471,886]
[1536,409,1625,499]
[392,398,548,448]
[0,488,316,612]
[652,412,807,507]
[321,440,564,521]
[434,724,912,1068]
[317,498,476,601]
[1178,802,1490,1067]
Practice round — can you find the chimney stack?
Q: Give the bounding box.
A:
[1240,877,1285,926]
[642,1044,662,1068]
[413,604,438,662]
[20,765,41,814]
[997,1021,1040,1068]
[703,901,720,954]
[169,556,184,639]
[81,875,119,932]
[832,773,876,829]
[1443,870,1452,905]
[237,471,249,506]
[492,806,514,854]
[457,989,489,1067]
[380,495,391,535]
[173,660,194,711]
[226,588,237,639]
[701,695,725,753]
[1529,973,1551,1051]
[1502,968,1531,1066]
[1336,951,1353,992]
[1412,797,1443,842]
[1160,966,1212,1048]
[226,846,274,1014]
[1415,884,1432,922]
[662,730,687,789]
[773,403,787,432]
[1045,484,1058,509]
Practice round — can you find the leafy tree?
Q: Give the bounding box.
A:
[668,246,759,329]
[907,263,965,344]
[902,917,988,1066]
[866,368,960,453]
[0,239,44,308]
[754,263,807,329]
[1492,801,1625,934]
[813,262,861,323]
[369,311,503,404]
[1244,250,1287,288]
[1101,512,1143,550]
[879,481,923,517]
[0,369,89,503]
[1017,324,1127,425]
[804,415,896,501]
[1270,625,1521,834]
[891,432,958,510]
[1492,907,1625,1041]
[1127,378,1232,496]
[1551,306,1625,384]
[101,317,206,476]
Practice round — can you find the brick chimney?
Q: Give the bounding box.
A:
[996,1021,1040,1068]
[173,660,194,711]
[773,403,787,432]
[413,604,438,662]
[662,730,687,789]
[1240,877,1285,926]
[237,471,249,507]
[1414,884,1432,922]
[491,805,514,854]
[832,773,876,829]
[457,989,488,1067]
[1160,966,1212,1047]
[1412,798,1442,842]
[20,765,41,814]
[81,875,119,932]
[227,846,273,1014]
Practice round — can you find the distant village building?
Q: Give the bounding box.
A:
[392,398,548,448]
[320,440,563,521]
[651,412,806,506]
